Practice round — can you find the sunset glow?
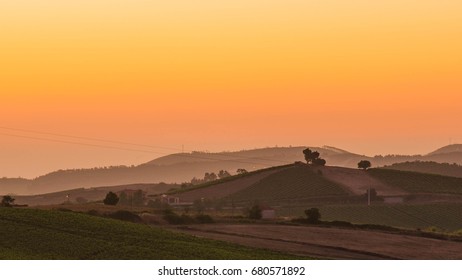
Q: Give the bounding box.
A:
[1,1,462,177]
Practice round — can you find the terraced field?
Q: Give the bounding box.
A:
[279,203,462,231]
[0,207,303,259]
[368,169,462,194]
[225,165,349,204]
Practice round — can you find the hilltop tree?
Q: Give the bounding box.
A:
[1,195,15,207]
[313,158,327,166]
[236,168,248,175]
[303,148,327,166]
[218,170,231,179]
[103,192,119,206]
[190,177,203,185]
[358,160,372,170]
[203,172,218,182]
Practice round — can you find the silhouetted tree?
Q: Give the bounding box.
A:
[203,172,218,182]
[313,158,327,166]
[248,204,262,220]
[236,168,248,175]
[218,170,231,179]
[303,148,327,166]
[190,177,203,185]
[358,160,372,170]
[1,195,15,207]
[304,208,321,223]
[103,192,119,206]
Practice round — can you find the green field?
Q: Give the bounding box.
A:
[224,166,349,204]
[368,169,462,194]
[0,207,303,260]
[279,203,462,231]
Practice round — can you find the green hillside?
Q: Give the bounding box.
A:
[368,169,462,194]
[225,165,349,203]
[0,207,301,260]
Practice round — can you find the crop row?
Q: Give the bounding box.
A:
[0,207,299,260]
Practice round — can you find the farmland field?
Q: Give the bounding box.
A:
[278,203,462,231]
[173,224,462,259]
[0,207,304,260]
[225,165,349,203]
[368,169,462,194]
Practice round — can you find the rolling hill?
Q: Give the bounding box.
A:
[174,164,462,205]
[3,144,462,195]
[169,163,462,231]
[428,144,462,155]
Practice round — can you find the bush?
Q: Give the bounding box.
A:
[103,192,119,206]
[195,214,214,224]
[304,208,321,224]
[163,209,185,224]
[1,195,15,207]
[106,210,142,223]
[248,205,262,220]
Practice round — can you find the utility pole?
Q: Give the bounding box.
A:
[367,187,371,206]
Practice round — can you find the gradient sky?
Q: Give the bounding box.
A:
[1,1,461,178]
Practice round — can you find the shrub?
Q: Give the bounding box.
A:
[304,208,321,224]
[195,214,214,224]
[106,210,142,223]
[163,209,185,224]
[248,205,262,220]
[103,192,119,206]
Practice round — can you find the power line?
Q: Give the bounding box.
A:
[0,131,294,167]
[0,132,166,155]
[0,126,296,165]
[0,126,181,152]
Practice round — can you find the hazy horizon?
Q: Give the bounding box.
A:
[0,136,459,178]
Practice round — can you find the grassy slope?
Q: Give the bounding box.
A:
[368,169,462,194]
[168,164,293,195]
[0,207,302,260]
[225,165,349,203]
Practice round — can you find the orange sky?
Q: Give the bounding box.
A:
[1,1,462,177]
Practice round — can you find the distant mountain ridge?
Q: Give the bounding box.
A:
[428,144,462,155]
[2,144,462,195]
